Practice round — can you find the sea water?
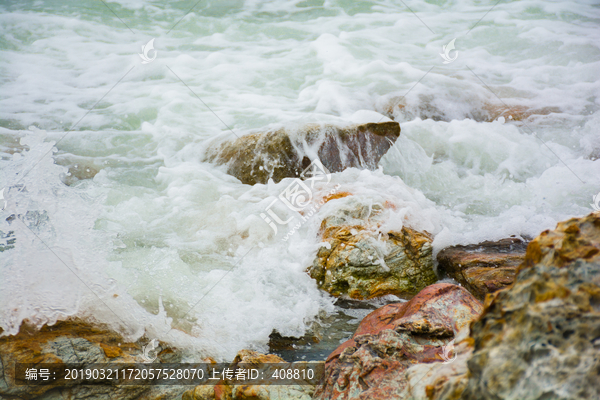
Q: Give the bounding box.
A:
[0,0,599,361]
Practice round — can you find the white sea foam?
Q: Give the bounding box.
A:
[0,0,599,360]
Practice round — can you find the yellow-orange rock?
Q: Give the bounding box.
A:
[520,213,600,269]
[430,213,600,400]
[0,319,179,400]
[308,200,437,299]
[182,350,314,400]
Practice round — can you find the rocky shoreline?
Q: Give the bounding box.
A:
[3,211,598,399]
[3,111,598,400]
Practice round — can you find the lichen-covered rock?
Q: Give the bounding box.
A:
[182,350,314,400]
[520,213,600,269]
[437,238,528,300]
[432,213,600,400]
[313,283,483,400]
[0,319,182,400]
[206,121,400,185]
[308,200,437,299]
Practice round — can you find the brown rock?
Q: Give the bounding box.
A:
[183,385,219,400]
[308,199,437,299]
[232,349,286,365]
[521,213,600,269]
[268,331,321,354]
[182,350,315,400]
[206,121,400,185]
[382,95,448,122]
[0,319,181,400]
[229,350,314,400]
[55,158,101,186]
[380,95,560,123]
[483,103,561,122]
[431,213,600,400]
[437,238,528,300]
[313,283,483,400]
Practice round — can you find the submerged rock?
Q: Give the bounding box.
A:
[308,200,437,299]
[0,319,182,400]
[437,237,528,300]
[380,94,560,123]
[206,121,400,185]
[430,213,600,400]
[313,283,483,400]
[55,157,101,186]
[63,163,100,186]
[483,103,561,122]
[268,297,391,362]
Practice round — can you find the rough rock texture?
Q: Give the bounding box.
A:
[313,283,483,400]
[308,200,437,299]
[437,238,528,300]
[182,350,314,400]
[398,336,475,400]
[206,121,400,185]
[0,319,182,400]
[432,213,600,400]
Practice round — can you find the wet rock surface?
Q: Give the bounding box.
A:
[4,213,597,400]
[182,350,314,400]
[268,297,399,362]
[0,319,182,400]
[62,162,100,186]
[482,103,561,122]
[313,283,483,400]
[380,95,560,123]
[308,200,437,299]
[437,237,528,300]
[431,213,600,400]
[206,121,400,185]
